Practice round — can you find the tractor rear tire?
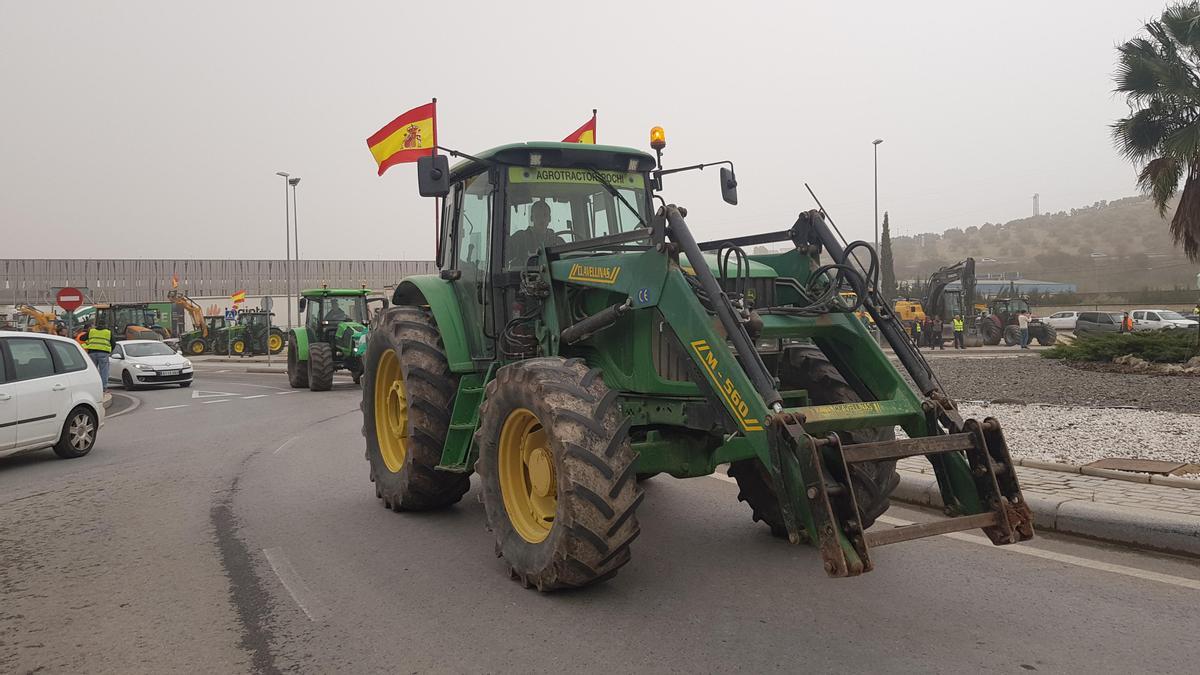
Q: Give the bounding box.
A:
[1003,325,1020,347]
[362,306,470,511]
[728,346,899,538]
[1037,324,1058,346]
[286,333,308,388]
[308,342,335,391]
[268,328,286,355]
[476,357,642,591]
[981,316,1003,345]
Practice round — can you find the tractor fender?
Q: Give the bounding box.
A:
[289,327,311,361]
[392,276,472,372]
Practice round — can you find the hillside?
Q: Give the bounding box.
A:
[889,195,1199,292]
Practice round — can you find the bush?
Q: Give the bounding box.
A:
[1042,330,1199,363]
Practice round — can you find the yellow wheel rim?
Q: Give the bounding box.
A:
[190,341,204,354]
[498,408,557,543]
[232,340,245,354]
[374,349,408,473]
[268,334,283,351]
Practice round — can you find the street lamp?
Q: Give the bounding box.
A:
[872,138,884,252]
[288,177,301,305]
[275,171,292,328]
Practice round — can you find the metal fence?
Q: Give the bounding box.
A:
[1,259,437,305]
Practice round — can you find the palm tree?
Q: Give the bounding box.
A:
[1113,2,1200,261]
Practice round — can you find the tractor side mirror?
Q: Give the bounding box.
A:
[297,298,307,313]
[417,155,450,198]
[719,166,738,205]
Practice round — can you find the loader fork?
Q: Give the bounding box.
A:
[772,413,1034,578]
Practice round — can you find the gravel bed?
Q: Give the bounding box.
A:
[927,356,1200,415]
[956,402,1200,477]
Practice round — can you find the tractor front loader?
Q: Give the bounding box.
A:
[361,137,1033,591]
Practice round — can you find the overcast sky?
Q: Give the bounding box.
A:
[0,1,1169,260]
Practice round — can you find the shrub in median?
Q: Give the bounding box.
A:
[1042,330,1198,363]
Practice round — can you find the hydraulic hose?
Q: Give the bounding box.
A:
[664,205,782,409]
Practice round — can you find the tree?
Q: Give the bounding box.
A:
[879,211,897,300]
[1112,2,1200,261]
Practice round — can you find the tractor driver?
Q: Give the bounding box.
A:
[324,299,348,323]
[507,200,565,267]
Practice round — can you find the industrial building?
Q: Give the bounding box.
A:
[946,278,1077,296]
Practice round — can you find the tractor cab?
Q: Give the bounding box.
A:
[94,303,167,342]
[988,297,1031,319]
[303,293,369,340]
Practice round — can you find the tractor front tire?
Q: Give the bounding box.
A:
[729,346,899,538]
[1003,325,1020,347]
[476,358,642,591]
[308,342,335,391]
[1036,324,1058,345]
[187,339,206,355]
[362,306,470,510]
[286,334,308,388]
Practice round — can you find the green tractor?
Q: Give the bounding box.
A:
[208,310,285,356]
[361,137,1033,592]
[287,287,384,390]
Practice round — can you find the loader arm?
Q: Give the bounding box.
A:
[650,206,1033,576]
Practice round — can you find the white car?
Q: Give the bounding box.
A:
[110,340,194,389]
[1131,309,1199,332]
[1043,311,1081,330]
[0,330,104,460]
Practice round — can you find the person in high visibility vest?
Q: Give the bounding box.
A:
[952,315,966,350]
[83,322,113,391]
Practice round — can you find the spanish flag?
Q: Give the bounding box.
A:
[231,290,246,304]
[563,111,597,144]
[367,100,437,176]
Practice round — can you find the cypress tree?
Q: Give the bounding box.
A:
[880,211,897,300]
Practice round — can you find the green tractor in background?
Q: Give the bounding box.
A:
[288,287,385,391]
[359,136,1033,592]
[208,311,285,356]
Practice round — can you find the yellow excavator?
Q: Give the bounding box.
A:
[15,303,68,336]
[168,290,211,354]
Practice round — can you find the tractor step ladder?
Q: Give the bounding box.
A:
[781,415,1035,577]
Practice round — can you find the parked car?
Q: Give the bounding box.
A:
[0,330,104,460]
[1130,309,1199,332]
[1073,311,1127,337]
[110,340,194,390]
[1044,311,1080,330]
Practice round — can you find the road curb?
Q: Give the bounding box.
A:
[893,471,1200,557]
[105,392,140,419]
[1011,457,1200,491]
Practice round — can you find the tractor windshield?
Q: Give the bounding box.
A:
[316,297,367,324]
[505,166,648,266]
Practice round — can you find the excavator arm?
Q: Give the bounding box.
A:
[168,290,207,337]
[923,257,976,321]
[16,303,63,335]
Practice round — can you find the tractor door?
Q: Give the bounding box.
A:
[446,171,496,360]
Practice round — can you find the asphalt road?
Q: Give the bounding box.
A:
[2,366,1198,673]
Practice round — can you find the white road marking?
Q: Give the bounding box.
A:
[202,399,230,404]
[706,473,1200,591]
[153,404,190,410]
[276,391,300,395]
[272,436,299,454]
[263,547,328,622]
[876,515,1200,591]
[216,370,230,373]
[242,394,268,399]
[192,389,242,399]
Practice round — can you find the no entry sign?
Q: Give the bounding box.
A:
[56,287,85,312]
